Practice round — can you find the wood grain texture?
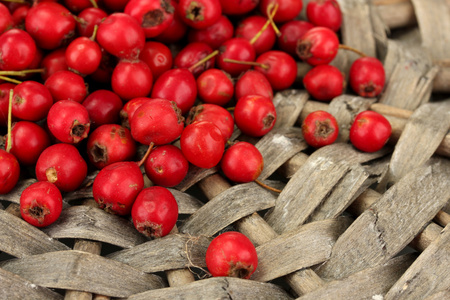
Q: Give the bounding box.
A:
[107,234,211,273]
[42,205,147,249]
[316,158,450,280]
[1,250,165,298]
[174,165,219,192]
[374,0,417,29]
[0,178,36,204]
[0,209,70,258]
[127,277,293,300]
[273,89,309,129]
[385,224,450,300]
[251,217,352,282]
[168,188,203,214]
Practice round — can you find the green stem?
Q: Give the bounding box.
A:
[0,75,22,85]
[222,58,269,69]
[188,50,219,72]
[266,3,281,37]
[90,24,99,41]
[0,69,45,76]
[250,3,279,44]
[6,89,13,153]
[89,0,98,8]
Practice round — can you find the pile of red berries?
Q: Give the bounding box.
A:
[0,0,391,279]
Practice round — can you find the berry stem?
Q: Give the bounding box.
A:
[254,179,282,193]
[188,50,219,73]
[138,142,155,167]
[90,24,99,41]
[249,3,279,44]
[266,3,281,37]
[222,58,269,69]
[89,0,98,8]
[0,0,26,3]
[6,89,13,153]
[338,44,367,57]
[0,75,22,85]
[0,69,45,76]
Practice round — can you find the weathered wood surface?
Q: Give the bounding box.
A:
[0,209,70,258]
[174,165,219,192]
[298,254,415,300]
[0,178,36,204]
[385,224,450,300]
[1,250,165,298]
[107,233,211,273]
[0,267,63,300]
[373,0,417,29]
[316,158,450,280]
[42,205,147,249]
[273,89,309,129]
[127,277,293,300]
[168,188,203,214]
[251,217,352,282]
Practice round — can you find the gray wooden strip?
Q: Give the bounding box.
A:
[316,158,450,280]
[174,165,219,192]
[0,178,36,204]
[273,89,309,129]
[128,277,293,300]
[255,126,308,180]
[0,267,63,300]
[298,254,415,300]
[251,217,352,282]
[42,205,147,249]
[168,188,203,214]
[179,181,278,236]
[385,224,450,300]
[0,209,70,258]
[107,234,211,273]
[1,250,165,298]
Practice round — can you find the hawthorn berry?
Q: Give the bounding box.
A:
[235,70,273,101]
[349,57,386,98]
[349,110,391,153]
[0,149,20,194]
[297,26,340,66]
[303,64,345,101]
[259,0,303,23]
[0,3,13,34]
[139,41,173,80]
[154,0,188,44]
[111,60,153,101]
[278,20,314,56]
[254,50,298,91]
[12,81,53,121]
[40,48,69,81]
[0,83,16,127]
[0,29,36,71]
[120,97,151,129]
[196,69,234,106]
[221,142,264,183]
[178,0,222,30]
[302,110,339,148]
[44,70,88,103]
[235,15,276,56]
[217,37,256,78]
[187,15,234,50]
[65,36,102,76]
[234,95,277,137]
[173,42,215,77]
[76,7,108,37]
[82,90,123,129]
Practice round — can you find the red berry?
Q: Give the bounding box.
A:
[278,20,314,56]
[0,149,20,194]
[306,0,342,32]
[65,36,102,76]
[254,50,297,91]
[235,15,276,56]
[111,59,153,101]
[40,48,69,81]
[205,231,258,279]
[0,3,13,34]
[82,90,123,129]
[235,70,273,101]
[349,110,392,153]
[131,186,179,238]
[0,83,16,127]
[220,0,258,15]
[349,57,385,98]
[139,41,173,80]
[303,64,345,101]
[20,181,63,227]
[188,15,234,50]
[154,0,188,44]
[234,95,277,137]
[302,110,339,148]
[221,141,264,183]
[217,37,256,78]
[180,121,225,169]
[12,81,53,121]
[173,42,215,77]
[178,0,222,30]
[0,29,36,71]
[196,68,234,106]
[64,0,98,13]
[297,26,339,66]
[259,0,303,23]
[120,97,151,129]
[35,143,88,192]
[76,7,108,37]
[45,70,88,103]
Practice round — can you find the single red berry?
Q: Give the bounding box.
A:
[188,15,234,50]
[217,37,256,78]
[120,97,151,129]
[40,48,69,81]
[64,0,98,13]
[139,41,173,80]
[0,3,13,34]
[205,231,258,279]
[349,56,385,98]
[0,83,16,127]
[130,98,185,145]
[302,110,339,148]
[65,36,102,76]
[234,95,277,137]
[221,141,264,183]
[46,99,91,144]
[196,68,234,106]
[0,149,20,194]
[306,0,342,32]
[303,64,345,101]
[235,70,273,101]
[82,89,123,129]
[220,0,258,15]
[180,121,225,169]
[235,15,276,56]
[254,50,298,91]
[154,0,188,44]
[87,124,137,169]
[296,26,340,66]
[20,181,63,227]
[12,81,53,121]
[131,186,179,238]
[349,110,391,153]
[173,42,215,77]
[11,4,30,29]
[93,161,144,215]
[0,29,36,71]
[178,0,222,30]
[278,20,314,56]
[259,0,303,23]
[76,7,108,37]
[44,70,88,103]
[111,59,153,101]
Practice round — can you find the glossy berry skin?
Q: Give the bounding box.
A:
[139,41,173,80]
[0,3,13,34]
[120,97,151,129]
[45,70,87,103]
[303,64,344,101]
[93,161,144,215]
[82,90,123,129]
[278,20,314,56]
[234,95,277,137]
[349,57,385,98]
[180,121,225,169]
[125,0,174,38]
[254,50,298,91]
[173,42,215,77]
[6,121,51,166]
[47,99,91,144]
[144,145,188,187]
[87,124,137,169]
[196,69,234,106]
[65,36,102,76]
[0,83,16,127]
[20,181,62,227]
[217,38,256,78]
[64,0,99,13]
[0,149,20,194]
[25,2,76,50]
[12,81,53,121]
[235,70,273,101]
[206,231,258,279]
[219,0,258,15]
[306,0,342,32]
[235,15,276,56]
[188,15,234,50]
[131,186,179,238]
[0,29,36,71]
[297,26,339,66]
[76,7,108,37]
[155,0,188,44]
[130,98,184,145]
[221,142,264,183]
[178,0,222,30]
[187,103,234,143]
[40,48,69,81]
[151,68,197,115]
[302,110,339,148]
[96,13,146,60]
[349,110,391,153]
[111,60,153,101]
[260,0,303,23]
